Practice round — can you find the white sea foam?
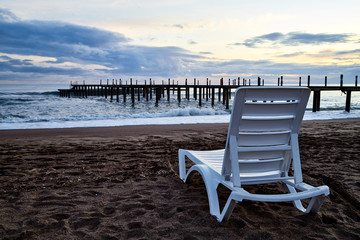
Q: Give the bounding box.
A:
[1,110,360,130]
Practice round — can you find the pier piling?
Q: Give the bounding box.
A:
[345,91,352,112]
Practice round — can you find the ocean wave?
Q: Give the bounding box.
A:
[0,98,34,104]
[306,105,360,111]
[40,91,60,96]
[0,106,229,124]
[0,91,59,96]
[128,107,229,119]
[0,91,59,106]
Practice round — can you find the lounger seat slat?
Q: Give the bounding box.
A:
[240,176,294,184]
[245,101,299,105]
[237,145,291,152]
[238,157,284,163]
[237,131,291,147]
[243,100,299,116]
[238,130,291,135]
[242,115,295,120]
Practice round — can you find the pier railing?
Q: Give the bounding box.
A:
[59,75,359,112]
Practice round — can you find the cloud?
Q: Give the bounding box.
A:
[0,9,202,80]
[277,52,305,57]
[241,32,353,47]
[283,32,351,45]
[227,42,242,47]
[199,52,212,55]
[0,55,32,66]
[334,49,360,55]
[172,24,184,29]
[164,24,185,29]
[0,8,19,22]
[0,55,86,75]
[0,16,129,57]
[243,32,283,47]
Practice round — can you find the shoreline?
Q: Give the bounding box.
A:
[1,118,359,139]
[1,109,360,132]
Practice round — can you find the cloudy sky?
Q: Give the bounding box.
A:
[0,0,359,85]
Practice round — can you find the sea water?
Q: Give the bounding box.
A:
[0,84,359,129]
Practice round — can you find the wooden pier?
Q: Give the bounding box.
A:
[59,75,359,112]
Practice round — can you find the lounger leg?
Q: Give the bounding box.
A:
[286,184,326,213]
[184,164,222,219]
[178,149,187,181]
[286,185,306,212]
[206,178,221,217]
[306,196,326,213]
[218,193,238,222]
[178,150,223,219]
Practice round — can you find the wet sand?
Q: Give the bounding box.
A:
[1,119,359,239]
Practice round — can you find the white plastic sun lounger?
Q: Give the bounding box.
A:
[179,87,329,222]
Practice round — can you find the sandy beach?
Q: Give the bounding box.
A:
[0,119,359,239]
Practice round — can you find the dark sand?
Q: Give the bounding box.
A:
[0,119,359,239]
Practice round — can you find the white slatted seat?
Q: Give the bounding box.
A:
[178,87,329,222]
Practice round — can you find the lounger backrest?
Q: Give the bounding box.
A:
[222,87,310,186]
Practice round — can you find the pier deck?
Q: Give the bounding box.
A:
[59,76,359,112]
